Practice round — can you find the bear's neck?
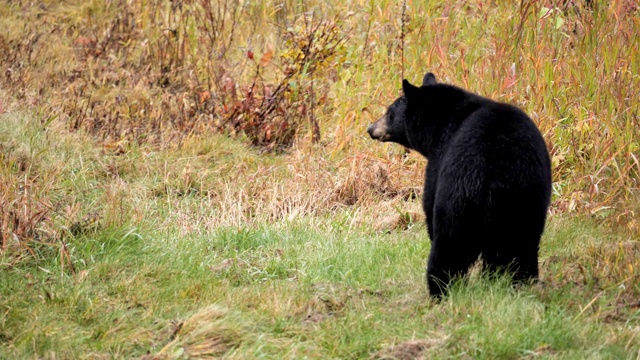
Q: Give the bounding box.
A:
[415,89,487,159]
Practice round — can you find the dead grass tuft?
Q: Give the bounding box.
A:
[0,169,56,254]
[147,305,243,360]
[0,130,73,268]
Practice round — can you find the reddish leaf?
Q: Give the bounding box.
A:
[73,36,94,47]
[197,91,211,104]
[260,50,273,67]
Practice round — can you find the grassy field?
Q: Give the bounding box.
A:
[1,0,640,358]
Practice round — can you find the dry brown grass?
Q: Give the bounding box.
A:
[1,0,639,260]
[1,0,345,149]
[146,306,243,359]
[149,145,425,233]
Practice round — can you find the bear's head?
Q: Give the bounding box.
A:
[367,72,437,151]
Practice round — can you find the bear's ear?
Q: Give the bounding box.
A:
[422,72,437,86]
[402,79,421,102]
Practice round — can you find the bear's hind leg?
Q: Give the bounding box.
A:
[426,239,481,299]
[482,237,539,284]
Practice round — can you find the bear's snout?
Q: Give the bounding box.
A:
[367,123,377,138]
[367,117,388,141]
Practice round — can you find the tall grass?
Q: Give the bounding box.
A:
[1,0,638,228]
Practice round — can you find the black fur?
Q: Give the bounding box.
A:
[368,73,552,298]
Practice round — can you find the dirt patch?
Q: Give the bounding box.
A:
[371,337,447,360]
[520,344,557,359]
[375,210,425,233]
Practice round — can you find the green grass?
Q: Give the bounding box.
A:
[2,212,639,358]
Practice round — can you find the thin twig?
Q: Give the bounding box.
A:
[400,0,407,80]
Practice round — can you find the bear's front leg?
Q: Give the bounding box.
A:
[423,165,437,242]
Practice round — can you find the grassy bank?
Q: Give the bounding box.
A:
[1,112,639,358]
[2,215,639,358]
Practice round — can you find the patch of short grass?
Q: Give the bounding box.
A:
[2,212,639,358]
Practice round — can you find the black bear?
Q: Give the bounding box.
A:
[367,72,552,298]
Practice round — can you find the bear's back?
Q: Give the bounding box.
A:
[440,100,551,192]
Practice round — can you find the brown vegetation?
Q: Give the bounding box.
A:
[1,0,639,259]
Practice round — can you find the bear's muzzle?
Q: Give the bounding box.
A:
[367,116,389,141]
